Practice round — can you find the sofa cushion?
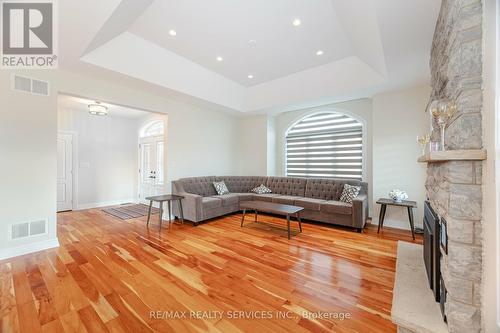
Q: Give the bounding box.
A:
[294,197,327,211]
[339,184,361,204]
[218,176,268,193]
[202,197,223,209]
[211,193,239,206]
[320,201,352,215]
[272,195,297,205]
[266,177,306,196]
[252,194,280,202]
[213,181,230,195]
[235,193,254,202]
[251,184,272,194]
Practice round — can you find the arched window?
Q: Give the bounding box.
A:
[285,112,364,180]
[140,120,164,137]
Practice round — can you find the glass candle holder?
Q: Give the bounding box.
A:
[417,134,430,155]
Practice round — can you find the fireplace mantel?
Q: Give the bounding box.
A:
[417,149,487,163]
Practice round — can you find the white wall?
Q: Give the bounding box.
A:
[234,114,279,176]
[0,70,59,258]
[235,115,269,176]
[481,0,499,330]
[267,116,277,176]
[0,69,240,259]
[58,106,139,209]
[372,85,430,229]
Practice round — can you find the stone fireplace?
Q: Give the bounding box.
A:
[425,0,485,332]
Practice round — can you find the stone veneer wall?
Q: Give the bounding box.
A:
[426,0,484,332]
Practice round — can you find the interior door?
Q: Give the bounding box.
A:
[139,135,164,202]
[57,133,73,212]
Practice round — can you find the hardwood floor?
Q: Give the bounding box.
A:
[0,208,421,333]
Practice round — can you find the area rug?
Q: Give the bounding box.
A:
[102,204,159,220]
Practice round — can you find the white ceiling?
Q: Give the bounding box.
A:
[58,95,151,119]
[58,0,441,114]
[129,0,353,86]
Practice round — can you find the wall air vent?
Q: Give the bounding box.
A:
[11,74,50,96]
[10,219,48,240]
[32,79,49,96]
[11,222,29,239]
[29,220,47,236]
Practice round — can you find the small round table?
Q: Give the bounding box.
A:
[376,198,417,239]
[145,194,184,230]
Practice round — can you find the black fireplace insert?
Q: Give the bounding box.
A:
[423,201,441,302]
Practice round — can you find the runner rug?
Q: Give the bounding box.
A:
[102,204,159,220]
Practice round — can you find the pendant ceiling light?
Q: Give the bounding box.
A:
[88,102,108,116]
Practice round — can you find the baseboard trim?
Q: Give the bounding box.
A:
[0,238,60,261]
[76,198,138,210]
[371,217,421,231]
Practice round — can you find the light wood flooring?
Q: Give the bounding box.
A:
[0,207,421,333]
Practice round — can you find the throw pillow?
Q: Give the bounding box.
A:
[213,181,229,195]
[251,184,272,194]
[340,184,361,204]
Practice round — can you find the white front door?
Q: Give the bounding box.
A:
[57,133,73,212]
[139,135,164,202]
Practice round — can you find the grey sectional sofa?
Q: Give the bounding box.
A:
[171,176,369,232]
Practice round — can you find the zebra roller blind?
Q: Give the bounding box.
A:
[286,112,363,180]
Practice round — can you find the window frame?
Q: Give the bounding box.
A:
[283,110,367,181]
[140,120,164,138]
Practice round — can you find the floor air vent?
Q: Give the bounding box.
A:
[11,74,50,96]
[10,219,47,240]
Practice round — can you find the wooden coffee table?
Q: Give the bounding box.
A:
[240,201,304,239]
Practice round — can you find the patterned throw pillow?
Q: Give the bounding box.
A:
[251,184,272,194]
[339,184,361,204]
[213,181,229,195]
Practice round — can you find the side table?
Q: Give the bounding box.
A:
[145,194,184,230]
[376,198,417,240]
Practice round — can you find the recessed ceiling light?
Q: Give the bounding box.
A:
[216,56,223,62]
[316,50,324,56]
[292,18,301,26]
[169,29,177,36]
[248,39,257,46]
[247,74,254,79]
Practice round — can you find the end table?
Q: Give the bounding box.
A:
[376,198,417,239]
[145,194,184,230]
